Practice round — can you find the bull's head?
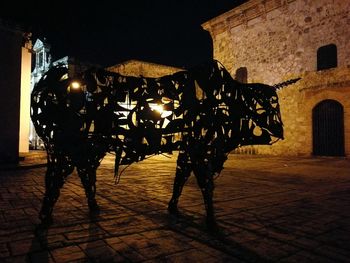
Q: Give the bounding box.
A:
[240,84,284,146]
[238,78,300,146]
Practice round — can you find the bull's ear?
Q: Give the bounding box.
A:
[273,77,301,90]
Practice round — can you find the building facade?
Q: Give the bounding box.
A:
[30,39,99,149]
[202,0,350,157]
[29,39,51,149]
[107,59,182,78]
[0,20,32,163]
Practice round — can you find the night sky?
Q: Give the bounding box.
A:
[1,1,247,68]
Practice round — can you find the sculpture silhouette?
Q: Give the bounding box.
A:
[31,60,299,226]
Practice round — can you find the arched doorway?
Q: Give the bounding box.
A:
[312,100,344,156]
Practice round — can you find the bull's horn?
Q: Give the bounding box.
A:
[273,77,301,90]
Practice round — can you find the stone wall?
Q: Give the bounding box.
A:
[107,60,182,78]
[203,0,350,156]
[255,68,350,157]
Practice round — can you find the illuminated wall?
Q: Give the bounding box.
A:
[203,0,350,156]
[0,23,23,163]
[107,59,182,78]
[19,44,32,153]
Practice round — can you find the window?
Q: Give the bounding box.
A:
[235,67,248,83]
[37,51,43,67]
[317,44,337,71]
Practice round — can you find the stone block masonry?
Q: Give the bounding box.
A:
[203,0,350,156]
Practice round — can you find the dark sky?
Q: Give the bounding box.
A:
[1,1,246,68]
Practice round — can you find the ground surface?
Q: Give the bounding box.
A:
[0,151,349,262]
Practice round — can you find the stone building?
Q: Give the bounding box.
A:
[107,59,182,78]
[0,19,32,163]
[202,0,350,157]
[30,38,99,149]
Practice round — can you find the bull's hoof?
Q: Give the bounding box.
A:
[168,204,179,216]
[206,216,218,230]
[88,199,100,214]
[39,213,53,226]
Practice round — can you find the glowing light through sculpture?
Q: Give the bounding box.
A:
[70,81,81,90]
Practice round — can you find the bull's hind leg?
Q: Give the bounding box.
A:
[39,154,74,224]
[168,152,192,215]
[193,163,216,227]
[77,167,99,213]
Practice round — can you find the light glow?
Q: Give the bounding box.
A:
[149,103,164,113]
[149,103,173,118]
[71,81,81,89]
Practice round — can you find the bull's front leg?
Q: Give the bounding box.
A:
[168,152,192,215]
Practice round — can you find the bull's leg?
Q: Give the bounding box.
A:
[193,163,216,227]
[168,152,192,215]
[39,155,73,224]
[77,167,99,213]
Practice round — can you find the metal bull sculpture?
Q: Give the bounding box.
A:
[31,60,299,226]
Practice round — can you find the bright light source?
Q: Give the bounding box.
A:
[149,103,172,118]
[71,81,81,89]
[150,104,164,113]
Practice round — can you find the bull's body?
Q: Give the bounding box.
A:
[31,60,292,226]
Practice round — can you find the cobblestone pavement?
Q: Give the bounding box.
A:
[0,151,350,262]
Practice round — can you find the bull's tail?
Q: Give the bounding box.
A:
[273,77,301,90]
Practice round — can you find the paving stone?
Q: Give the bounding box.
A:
[119,233,156,250]
[163,249,223,262]
[43,234,67,249]
[279,250,336,263]
[291,236,321,250]
[313,245,350,262]
[140,230,174,239]
[50,245,86,262]
[243,237,297,261]
[64,226,107,243]
[2,255,27,263]
[27,250,55,263]
[82,243,118,261]
[107,241,145,261]
[9,238,41,256]
[0,242,10,258]
[189,240,233,258]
